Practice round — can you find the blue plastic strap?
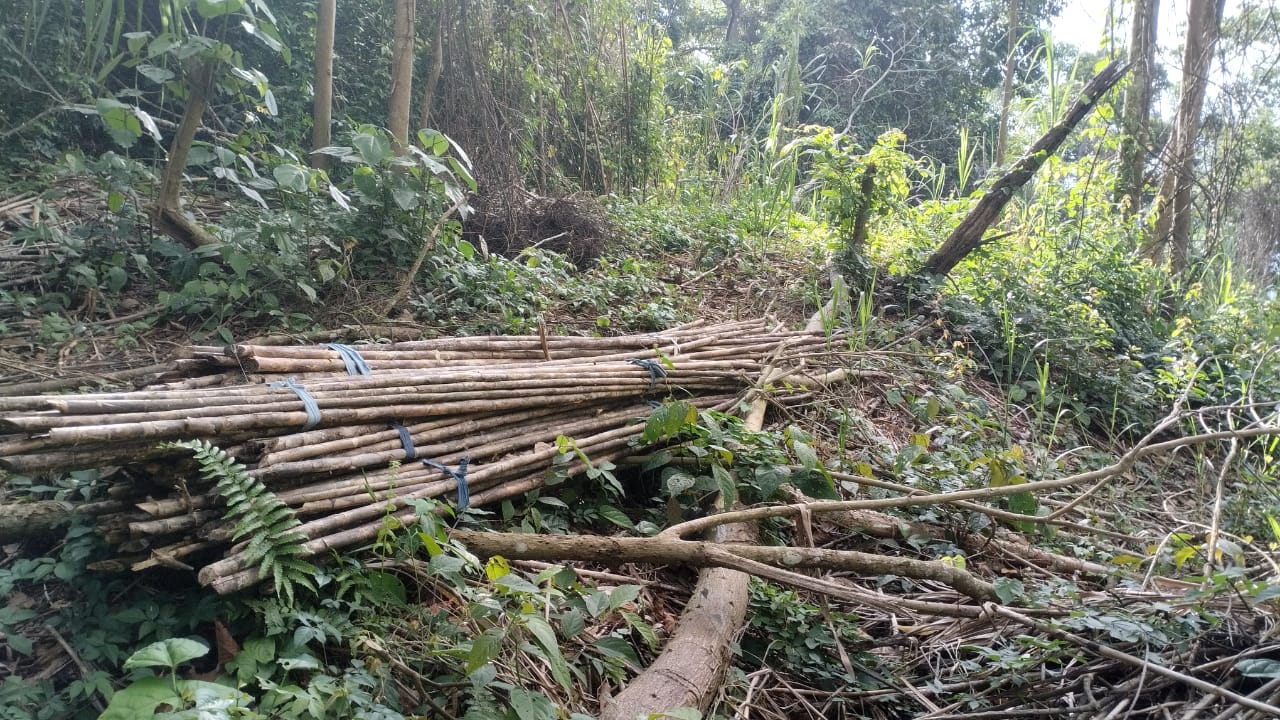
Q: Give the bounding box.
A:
[423,455,471,509]
[323,343,372,376]
[627,358,668,388]
[269,377,322,430]
[389,423,417,460]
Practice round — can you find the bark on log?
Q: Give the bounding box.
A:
[918,60,1130,279]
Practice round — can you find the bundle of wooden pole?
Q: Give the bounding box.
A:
[0,320,835,593]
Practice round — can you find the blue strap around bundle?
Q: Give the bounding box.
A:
[269,377,322,430]
[423,455,471,509]
[323,343,372,376]
[389,423,417,460]
[627,358,668,388]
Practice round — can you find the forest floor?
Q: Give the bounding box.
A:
[2,181,1279,720]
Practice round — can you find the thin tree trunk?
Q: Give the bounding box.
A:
[1144,0,1225,274]
[723,0,741,46]
[1116,0,1159,215]
[917,60,1130,280]
[311,0,337,170]
[155,59,219,248]
[388,0,417,152]
[995,0,1020,167]
[416,3,444,132]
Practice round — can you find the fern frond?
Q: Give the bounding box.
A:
[162,439,316,605]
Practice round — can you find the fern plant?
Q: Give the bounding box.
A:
[164,439,317,604]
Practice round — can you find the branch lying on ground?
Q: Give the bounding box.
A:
[660,410,1280,540]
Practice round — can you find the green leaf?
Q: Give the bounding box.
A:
[608,584,642,611]
[598,504,635,530]
[225,251,252,279]
[494,574,542,595]
[107,191,125,213]
[391,187,418,211]
[5,632,33,656]
[662,469,696,496]
[1006,490,1037,517]
[522,616,572,689]
[195,0,246,18]
[753,464,791,499]
[364,571,407,606]
[711,464,737,509]
[793,469,838,500]
[123,638,209,672]
[272,163,308,193]
[592,636,640,664]
[353,130,391,165]
[508,687,557,720]
[792,440,819,470]
[558,608,586,638]
[466,629,503,675]
[95,98,142,148]
[1237,658,1280,678]
[98,676,181,720]
[352,166,380,198]
[992,577,1024,604]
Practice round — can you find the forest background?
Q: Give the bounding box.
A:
[2,0,1280,718]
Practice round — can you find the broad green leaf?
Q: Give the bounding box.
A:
[522,616,571,689]
[124,638,209,671]
[792,440,819,469]
[391,187,418,211]
[353,131,391,165]
[608,585,642,611]
[466,629,503,674]
[364,571,407,606]
[272,164,308,193]
[558,608,586,638]
[225,251,251,279]
[598,504,634,530]
[98,676,180,720]
[195,0,246,18]
[352,166,380,197]
[95,98,142,148]
[992,577,1024,604]
[1237,659,1280,678]
[592,635,640,664]
[753,464,791,499]
[508,687,557,720]
[711,463,738,509]
[494,574,541,595]
[484,555,510,581]
[1006,490,1037,517]
[663,469,696,496]
[793,469,838,500]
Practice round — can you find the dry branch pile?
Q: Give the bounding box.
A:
[0,320,833,594]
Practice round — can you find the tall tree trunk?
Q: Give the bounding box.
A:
[155,59,219,248]
[723,0,741,47]
[916,61,1130,280]
[416,3,444,132]
[1144,0,1225,275]
[995,0,1020,167]
[1116,0,1159,215]
[311,0,337,170]
[388,0,417,152]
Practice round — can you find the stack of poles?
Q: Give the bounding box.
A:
[0,320,837,594]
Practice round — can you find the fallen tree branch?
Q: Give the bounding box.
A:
[382,196,467,315]
[660,415,1280,540]
[450,528,997,602]
[986,603,1280,718]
